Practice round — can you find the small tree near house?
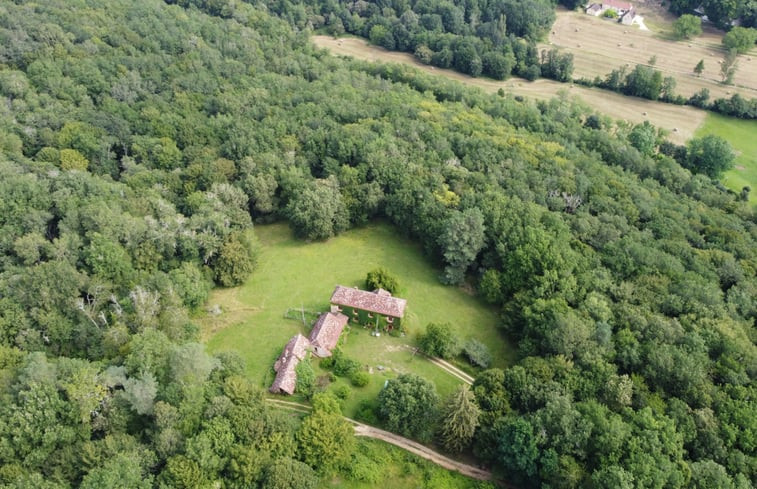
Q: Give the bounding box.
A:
[365,267,400,294]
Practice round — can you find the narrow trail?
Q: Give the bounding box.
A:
[402,344,475,385]
[265,398,492,481]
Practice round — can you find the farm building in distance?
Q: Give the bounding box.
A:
[330,285,407,331]
[270,333,311,395]
[585,0,637,24]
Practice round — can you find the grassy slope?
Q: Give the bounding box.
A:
[320,438,491,489]
[200,222,515,416]
[695,113,757,205]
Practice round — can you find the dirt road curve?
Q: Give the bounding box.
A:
[351,423,492,481]
[402,344,475,384]
[265,398,492,481]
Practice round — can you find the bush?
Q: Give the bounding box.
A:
[351,370,370,387]
[420,323,460,359]
[365,267,400,294]
[334,384,352,399]
[463,339,492,368]
[331,349,360,377]
[295,359,315,398]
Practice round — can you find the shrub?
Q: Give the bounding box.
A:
[351,370,370,387]
[332,349,360,377]
[334,384,352,399]
[365,267,400,295]
[295,359,315,398]
[463,339,492,368]
[420,323,461,359]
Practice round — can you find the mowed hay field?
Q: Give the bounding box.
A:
[546,10,757,100]
[696,113,757,205]
[312,35,706,144]
[199,222,515,413]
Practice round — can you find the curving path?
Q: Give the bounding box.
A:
[402,344,475,385]
[265,398,492,481]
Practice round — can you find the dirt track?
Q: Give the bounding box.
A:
[266,398,492,481]
[312,35,706,144]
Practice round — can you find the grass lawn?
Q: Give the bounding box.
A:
[199,221,515,417]
[319,438,492,489]
[695,113,757,206]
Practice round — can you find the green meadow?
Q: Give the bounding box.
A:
[695,113,757,206]
[199,222,515,416]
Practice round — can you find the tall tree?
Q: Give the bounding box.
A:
[296,393,355,474]
[438,384,481,452]
[377,374,440,441]
[439,208,485,284]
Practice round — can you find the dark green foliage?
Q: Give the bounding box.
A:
[377,374,440,441]
[439,208,486,284]
[365,267,400,295]
[262,457,319,489]
[213,232,259,287]
[1,0,756,487]
[685,135,736,178]
[420,323,461,359]
[350,370,370,387]
[297,393,355,474]
[463,339,492,368]
[323,349,360,378]
[438,385,480,452]
[295,358,315,398]
[628,121,657,156]
[540,49,574,83]
[673,14,702,39]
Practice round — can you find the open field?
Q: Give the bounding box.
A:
[695,113,757,205]
[546,9,757,100]
[199,222,514,416]
[312,35,706,144]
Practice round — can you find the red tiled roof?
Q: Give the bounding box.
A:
[309,312,348,353]
[330,285,407,318]
[603,0,632,10]
[270,334,310,395]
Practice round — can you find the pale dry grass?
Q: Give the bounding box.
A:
[545,10,757,100]
[312,35,706,144]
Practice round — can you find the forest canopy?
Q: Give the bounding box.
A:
[0,0,755,488]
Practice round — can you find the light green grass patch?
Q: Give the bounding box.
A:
[695,113,757,205]
[321,438,493,489]
[199,222,514,416]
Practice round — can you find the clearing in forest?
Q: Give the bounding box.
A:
[546,9,757,100]
[695,113,757,205]
[312,35,706,144]
[199,222,514,416]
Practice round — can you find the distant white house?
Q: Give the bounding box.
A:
[585,0,637,25]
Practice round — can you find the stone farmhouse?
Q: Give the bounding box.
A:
[270,286,406,395]
[329,285,407,331]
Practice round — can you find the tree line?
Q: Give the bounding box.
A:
[263,0,576,82]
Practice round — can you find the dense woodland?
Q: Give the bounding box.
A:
[0,0,756,488]
[265,0,576,81]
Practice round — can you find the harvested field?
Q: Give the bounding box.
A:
[545,9,757,100]
[312,35,706,144]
